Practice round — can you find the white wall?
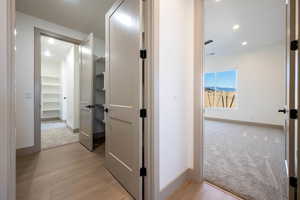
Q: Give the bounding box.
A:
[159,0,194,190]
[61,46,80,130]
[205,43,285,126]
[73,46,80,130]
[16,12,105,149]
[61,58,68,121]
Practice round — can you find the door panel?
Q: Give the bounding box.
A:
[79,33,94,151]
[286,0,297,199]
[285,0,297,199]
[105,0,142,199]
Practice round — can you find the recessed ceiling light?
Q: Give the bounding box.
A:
[232,24,240,31]
[14,29,17,36]
[215,0,222,2]
[48,38,55,44]
[242,41,248,46]
[44,50,51,57]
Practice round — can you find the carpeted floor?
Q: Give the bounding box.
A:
[204,119,287,200]
[41,120,79,149]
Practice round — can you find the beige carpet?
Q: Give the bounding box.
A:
[41,120,79,149]
[204,119,287,200]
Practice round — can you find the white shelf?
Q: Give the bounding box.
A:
[42,83,61,87]
[42,92,61,95]
[42,108,60,112]
[42,75,60,79]
[43,100,60,103]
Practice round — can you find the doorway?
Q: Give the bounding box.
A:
[202,0,291,200]
[40,35,79,150]
[14,0,151,199]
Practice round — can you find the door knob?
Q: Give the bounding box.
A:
[86,105,95,109]
[278,109,287,114]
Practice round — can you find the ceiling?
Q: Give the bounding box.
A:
[17,0,286,54]
[204,0,286,56]
[16,0,117,39]
[41,36,74,63]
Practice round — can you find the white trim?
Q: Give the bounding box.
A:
[191,0,204,182]
[0,0,16,199]
[147,0,160,199]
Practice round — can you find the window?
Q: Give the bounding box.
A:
[204,70,237,109]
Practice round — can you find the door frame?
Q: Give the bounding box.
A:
[31,28,81,153]
[3,0,158,200]
[196,1,299,200]
[0,0,16,199]
[192,0,205,182]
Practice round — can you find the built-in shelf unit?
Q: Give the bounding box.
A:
[41,75,61,119]
[94,56,106,143]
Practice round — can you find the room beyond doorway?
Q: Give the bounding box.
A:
[203,0,287,199]
[40,35,79,150]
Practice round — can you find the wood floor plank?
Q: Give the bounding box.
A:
[168,181,244,200]
[16,143,132,200]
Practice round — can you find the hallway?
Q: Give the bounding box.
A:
[16,143,132,200]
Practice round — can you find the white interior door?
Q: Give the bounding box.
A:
[283,0,297,199]
[79,33,94,151]
[105,0,142,199]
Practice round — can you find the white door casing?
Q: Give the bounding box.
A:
[105,0,143,199]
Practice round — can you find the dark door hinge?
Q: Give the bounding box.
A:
[140,49,147,59]
[140,109,147,118]
[290,176,298,188]
[140,167,147,177]
[290,109,298,119]
[291,40,298,51]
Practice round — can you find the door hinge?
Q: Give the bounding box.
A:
[140,109,147,118]
[140,49,147,59]
[290,109,298,119]
[140,167,147,177]
[290,176,298,188]
[291,40,298,51]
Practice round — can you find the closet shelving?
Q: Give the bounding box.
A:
[93,56,106,143]
[41,75,61,119]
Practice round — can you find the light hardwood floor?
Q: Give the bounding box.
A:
[168,181,243,200]
[16,143,133,200]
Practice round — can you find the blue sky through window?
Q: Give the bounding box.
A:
[204,72,215,88]
[204,70,237,91]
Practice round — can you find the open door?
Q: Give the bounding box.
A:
[105,0,143,199]
[79,33,95,151]
[281,0,298,199]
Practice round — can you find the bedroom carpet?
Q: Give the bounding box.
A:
[41,120,79,149]
[204,119,287,200]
